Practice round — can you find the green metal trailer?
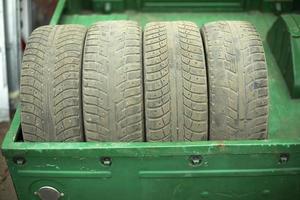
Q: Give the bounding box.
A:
[2,0,300,199]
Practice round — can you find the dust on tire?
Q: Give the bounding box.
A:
[144,21,208,142]
[201,21,268,140]
[20,25,86,141]
[82,21,144,142]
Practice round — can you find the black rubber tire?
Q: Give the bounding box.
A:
[83,21,144,142]
[201,21,268,140]
[20,25,87,141]
[144,21,208,142]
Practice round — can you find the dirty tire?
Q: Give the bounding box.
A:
[201,21,268,140]
[144,21,208,142]
[20,25,87,141]
[83,21,144,142]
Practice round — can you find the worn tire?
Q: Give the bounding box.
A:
[144,21,208,142]
[20,25,87,141]
[83,21,144,142]
[201,21,268,140]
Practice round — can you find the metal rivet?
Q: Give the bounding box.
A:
[100,157,112,166]
[13,156,26,165]
[279,153,289,164]
[189,155,202,166]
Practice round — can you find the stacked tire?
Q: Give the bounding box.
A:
[20,20,268,142]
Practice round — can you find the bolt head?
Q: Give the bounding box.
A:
[100,157,112,166]
[189,155,202,166]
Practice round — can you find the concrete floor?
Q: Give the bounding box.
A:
[0,122,18,200]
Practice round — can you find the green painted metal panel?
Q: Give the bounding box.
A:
[268,14,300,98]
[2,0,300,199]
[64,0,297,13]
[2,110,300,199]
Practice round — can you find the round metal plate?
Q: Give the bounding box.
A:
[36,186,62,200]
